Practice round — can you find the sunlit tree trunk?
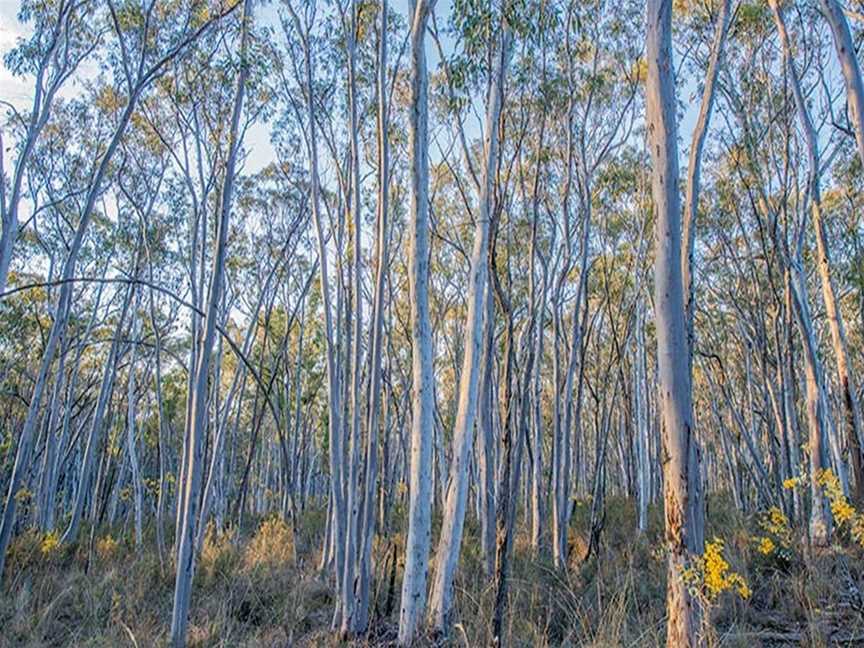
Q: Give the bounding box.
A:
[646,0,702,644]
[821,0,864,174]
[427,24,509,636]
[170,3,252,644]
[771,0,863,509]
[398,0,436,643]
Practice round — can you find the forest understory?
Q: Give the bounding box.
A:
[3,495,864,647]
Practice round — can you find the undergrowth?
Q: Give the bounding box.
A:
[2,495,863,647]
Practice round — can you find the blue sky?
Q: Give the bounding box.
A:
[0,0,457,175]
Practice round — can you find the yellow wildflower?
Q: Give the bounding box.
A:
[40,531,60,556]
[815,469,864,548]
[683,537,751,602]
[757,536,776,555]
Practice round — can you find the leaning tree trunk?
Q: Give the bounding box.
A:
[770,0,864,508]
[821,0,864,177]
[427,23,509,637]
[170,3,252,645]
[0,0,82,297]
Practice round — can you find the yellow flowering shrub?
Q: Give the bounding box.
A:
[14,488,32,503]
[815,469,864,547]
[783,476,803,490]
[785,468,864,547]
[757,536,775,556]
[40,530,60,556]
[682,537,751,602]
[754,506,793,558]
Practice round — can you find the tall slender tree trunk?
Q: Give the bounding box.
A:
[635,301,650,533]
[340,0,365,631]
[646,1,702,645]
[478,279,497,574]
[350,0,390,634]
[37,326,67,533]
[427,24,509,636]
[125,289,144,547]
[770,0,864,507]
[170,3,252,644]
[398,0,436,643]
[62,285,134,545]
[821,0,864,175]
[789,267,832,546]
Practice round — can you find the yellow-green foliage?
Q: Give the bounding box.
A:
[96,534,119,561]
[199,523,239,582]
[243,515,295,571]
[6,528,66,574]
[785,468,864,547]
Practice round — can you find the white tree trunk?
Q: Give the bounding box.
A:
[398,0,436,643]
[646,0,702,645]
[771,0,855,526]
[125,290,144,547]
[350,0,391,634]
[635,301,650,533]
[170,2,252,644]
[427,25,509,635]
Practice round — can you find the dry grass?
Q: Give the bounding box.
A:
[2,495,863,647]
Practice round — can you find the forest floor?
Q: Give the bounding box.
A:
[2,495,864,647]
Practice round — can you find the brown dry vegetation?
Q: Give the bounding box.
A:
[2,496,863,647]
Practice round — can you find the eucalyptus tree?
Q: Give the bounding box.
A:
[768,0,835,543]
[674,0,733,550]
[280,0,349,602]
[427,5,510,635]
[0,0,242,581]
[0,0,99,297]
[645,0,703,644]
[398,0,437,643]
[821,0,864,174]
[777,0,864,506]
[170,0,253,644]
[348,0,401,634]
[548,0,641,569]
